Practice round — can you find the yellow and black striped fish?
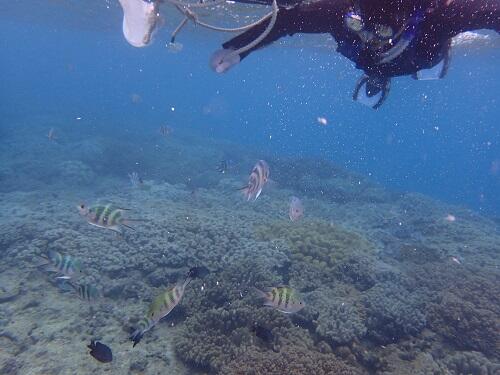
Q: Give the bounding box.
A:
[253,286,305,314]
[41,250,83,280]
[240,160,270,201]
[78,203,140,233]
[72,283,100,302]
[130,277,191,347]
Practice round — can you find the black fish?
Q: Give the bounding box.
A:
[251,324,274,343]
[87,340,113,363]
[187,266,210,279]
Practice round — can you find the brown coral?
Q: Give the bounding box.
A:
[219,344,363,375]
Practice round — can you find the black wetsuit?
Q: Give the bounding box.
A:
[222,0,500,80]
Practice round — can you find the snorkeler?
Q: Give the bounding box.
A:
[212,0,500,108]
[117,0,499,108]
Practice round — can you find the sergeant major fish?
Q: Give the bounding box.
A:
[253,286,305,314]
[78,203,140,233]
[130,277,191,347]
[39,250,83,280]
[240,160,270,201]
[71,283,101,302]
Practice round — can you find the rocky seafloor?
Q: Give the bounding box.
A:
[0,118,499,375]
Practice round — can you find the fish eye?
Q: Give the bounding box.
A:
[80,204,85,209]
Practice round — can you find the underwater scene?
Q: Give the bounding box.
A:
[1,0,499,374]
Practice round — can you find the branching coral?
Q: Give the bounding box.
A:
[428,293,499,357]
[304,287,367,346]
[219,343,363,375]
[254,220,375,289]
[362,282,427,344]
[441,351,500,375]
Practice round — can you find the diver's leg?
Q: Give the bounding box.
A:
[210,7,301,73]
[212,0,342,72]
[221,7,303,60]
[436,0,500,37]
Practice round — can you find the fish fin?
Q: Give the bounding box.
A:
[33,261,51,270]
[263,301,275,307]
[115,207,132,211]
[121,223,136,231]
[89,222,122,234]
[252,287,270,299]
[87,222,108,229]
[109,226,123,234]
[254,189,262,200]
[56,275,71,280]
[236,185,248,191]
[130,330,144,347]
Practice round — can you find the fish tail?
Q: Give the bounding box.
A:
[121,223,136,231]
[122,218,146,230]
[130,329,144,347]
[251,287,269,299]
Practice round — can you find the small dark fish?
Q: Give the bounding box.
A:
[251,323,274,343]
[187,266,210,279]
[87,340,113,363]
[217,160,228,174]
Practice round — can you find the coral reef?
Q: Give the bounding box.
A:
[428,292,499,356]
[254,220,375,290]
[304,287,367,346]
[1,121,499,375]
[441,351,500,375]
[219,343,362,375]
[362,282,428,344]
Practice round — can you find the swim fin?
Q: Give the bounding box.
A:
[412,46,451,80]
[352,75,390,109]
[118,0,160,48]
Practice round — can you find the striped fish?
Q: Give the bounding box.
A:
[78,203,138,233]
[254,286,305,314]
[42,250,83,280]
[240,160,270,201]
[130,277,191,347]
[72,283,100,302]
[159,125,173,138]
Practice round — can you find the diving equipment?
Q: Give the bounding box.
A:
[352,75,391,109]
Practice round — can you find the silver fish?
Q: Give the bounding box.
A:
[289,196,304,222]
[240,160,270,201]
